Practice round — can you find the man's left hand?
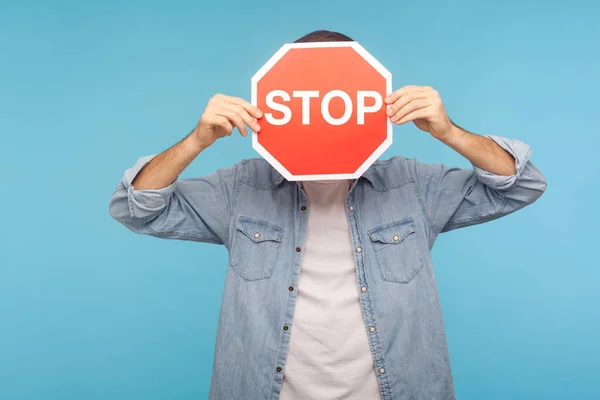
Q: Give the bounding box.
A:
[385,85,455,141]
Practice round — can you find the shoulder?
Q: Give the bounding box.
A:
[237,157,285,190]
[363,156,416,191]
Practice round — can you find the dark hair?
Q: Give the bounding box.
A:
[294,30,354,43]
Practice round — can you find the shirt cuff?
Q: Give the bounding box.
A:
[473,135,532,191]
[122,155,176,219]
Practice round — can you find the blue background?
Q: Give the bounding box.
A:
[1,0,599,398]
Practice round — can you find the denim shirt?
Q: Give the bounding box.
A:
[109,135,546,400]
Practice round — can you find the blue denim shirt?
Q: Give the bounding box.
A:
[109,135,546,400]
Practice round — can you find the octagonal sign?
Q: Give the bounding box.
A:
[251,41,392,181]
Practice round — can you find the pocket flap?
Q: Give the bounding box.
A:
[236,216,284,243]
[367,218,416,244]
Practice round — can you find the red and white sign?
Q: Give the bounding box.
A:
[251,41,392,181]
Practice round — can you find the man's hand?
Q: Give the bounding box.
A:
[385,85,454,142]
[193,93,263,149]
[131,94,261,190]
[386,85,517,176]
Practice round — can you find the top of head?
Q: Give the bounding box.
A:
[294,30,354,43]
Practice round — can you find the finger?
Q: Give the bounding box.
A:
[226,96,263,118]
[216,108,249,137]
[211,115,234,135]
[385,85,432,104]
[223,104,261,133]
[386,93,428,117]
[391,99,431,123]
[232,104,260,130]
[395,107,431,125]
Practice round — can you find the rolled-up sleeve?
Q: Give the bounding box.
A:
[413,135,547,237]
[117,155,176,220]
[109,155,240,245]
[473,135,535,190]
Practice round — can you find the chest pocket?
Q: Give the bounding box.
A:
[229,216,284,281]
[367,217,424,284]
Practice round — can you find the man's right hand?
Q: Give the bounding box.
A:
[130,94,261,190]
[193,93,263,149]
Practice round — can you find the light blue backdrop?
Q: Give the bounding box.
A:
[1,0,598,399]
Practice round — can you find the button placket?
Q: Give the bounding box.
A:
[346,192,388,387]
[271,186,306,384]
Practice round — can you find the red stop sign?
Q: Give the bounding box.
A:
[251,42,392,181]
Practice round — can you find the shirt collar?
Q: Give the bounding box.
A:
[273,167,376,188]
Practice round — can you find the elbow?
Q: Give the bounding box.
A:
[108,188,149,235]
[520,163,547,205]
[109,186,132,223]
[108,183,170,229]
[502,162,547,208]
[527,162,547,199]
[529,178,547,204]
[108,198,122,222]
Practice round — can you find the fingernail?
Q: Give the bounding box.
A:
[254,125,261,132]
[387,108,394,116]
[255,111,263,118]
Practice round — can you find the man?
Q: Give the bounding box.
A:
[109,30,546,400]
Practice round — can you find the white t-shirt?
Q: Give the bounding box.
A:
[280,180,380,400]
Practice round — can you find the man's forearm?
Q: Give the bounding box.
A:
[440,125,517,176]
[131,132,206,190]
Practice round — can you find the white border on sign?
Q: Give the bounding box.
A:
[251,41,393,182]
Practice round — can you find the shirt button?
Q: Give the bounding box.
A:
[283,325,289,331]
[348,205,354,211]
[393,235,399,241]
[301,206,307,211]
[361,286,367,292]
[379,368,385,374]
[276,367,282,373]
[356,247,362,253]
[296,247,301,252]
[289,286,294,291]
[369,327,376,333]
[254,232,261,239]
